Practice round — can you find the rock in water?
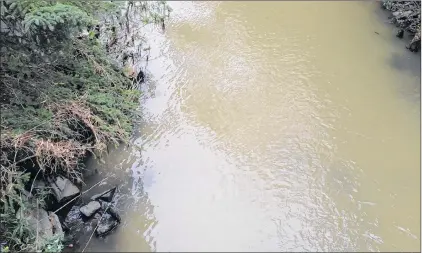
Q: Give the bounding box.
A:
[95,213,119,237]
[136,70,145,83]
[396,29,404,38]
[100,201,121,223]
[48,176,80,203]
[63,206,82,230]
[80,201,101,217]
[90,186,117,202]
[107,206,121,223]
[407,42,420,52]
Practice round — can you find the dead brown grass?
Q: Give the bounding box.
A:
[0,101,116,185]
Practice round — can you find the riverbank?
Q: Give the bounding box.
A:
[0,1,170,252]
[382,0,421,52]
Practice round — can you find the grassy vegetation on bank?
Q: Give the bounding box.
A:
[0,1,170,251]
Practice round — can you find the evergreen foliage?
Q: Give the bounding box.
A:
[0,0,170,251]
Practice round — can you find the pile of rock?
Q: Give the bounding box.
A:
[28,176,121,249]
[16,175,81,249]
[78,186,121,237]
[62,186,121,247]
[382,0,421,52]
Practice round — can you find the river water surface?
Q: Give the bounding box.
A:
[82,1,421,252]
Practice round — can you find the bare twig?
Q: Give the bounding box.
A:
[29,168,42,196]
[8,155,37,168]
[36,199,39,252]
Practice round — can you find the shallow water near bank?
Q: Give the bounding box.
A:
[80,2,420,252]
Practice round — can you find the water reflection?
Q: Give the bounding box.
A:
[83,1,420,252]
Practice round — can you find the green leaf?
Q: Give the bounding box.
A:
[1,246,10,252]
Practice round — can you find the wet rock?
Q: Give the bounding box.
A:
[396,29,404,38]
[99,201,121,223]
[136,70,145,83]
[80,201,101,217]
[407,29,421,53]
[95,213,119,237]
[63,205,84,234]
[48,176,80,203]
[407,41,420,52]
[90,186,117,202]
[100,200,108,210]
[63,205,104,245]
[63,205,92,247]
[107,206,121,223]
[48,212,64,236]
[16,207,64,248]
[392,10,413,19]
[16,207,53,239]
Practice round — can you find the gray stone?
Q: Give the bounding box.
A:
[100,201,110,211]
[95,213,118,237]
[48,212,63,236]
[63,205,102,246]
[16,207,53,238]
[16,207,64,241]
[16,207,65,248]
[392,10,412,17]
[107,206,121,223]
[392,11,401,17]
[99,201,121,223]
[63,206,83,235]
[79,201,101,217]
[90,186,116,202]
[396,29,404,38]
[48,176,80,203]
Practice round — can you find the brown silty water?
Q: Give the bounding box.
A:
[78,1,421,252]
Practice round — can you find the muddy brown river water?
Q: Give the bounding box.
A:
[80,1,421,252]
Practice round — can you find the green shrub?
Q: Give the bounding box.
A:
[0,0,170,251]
